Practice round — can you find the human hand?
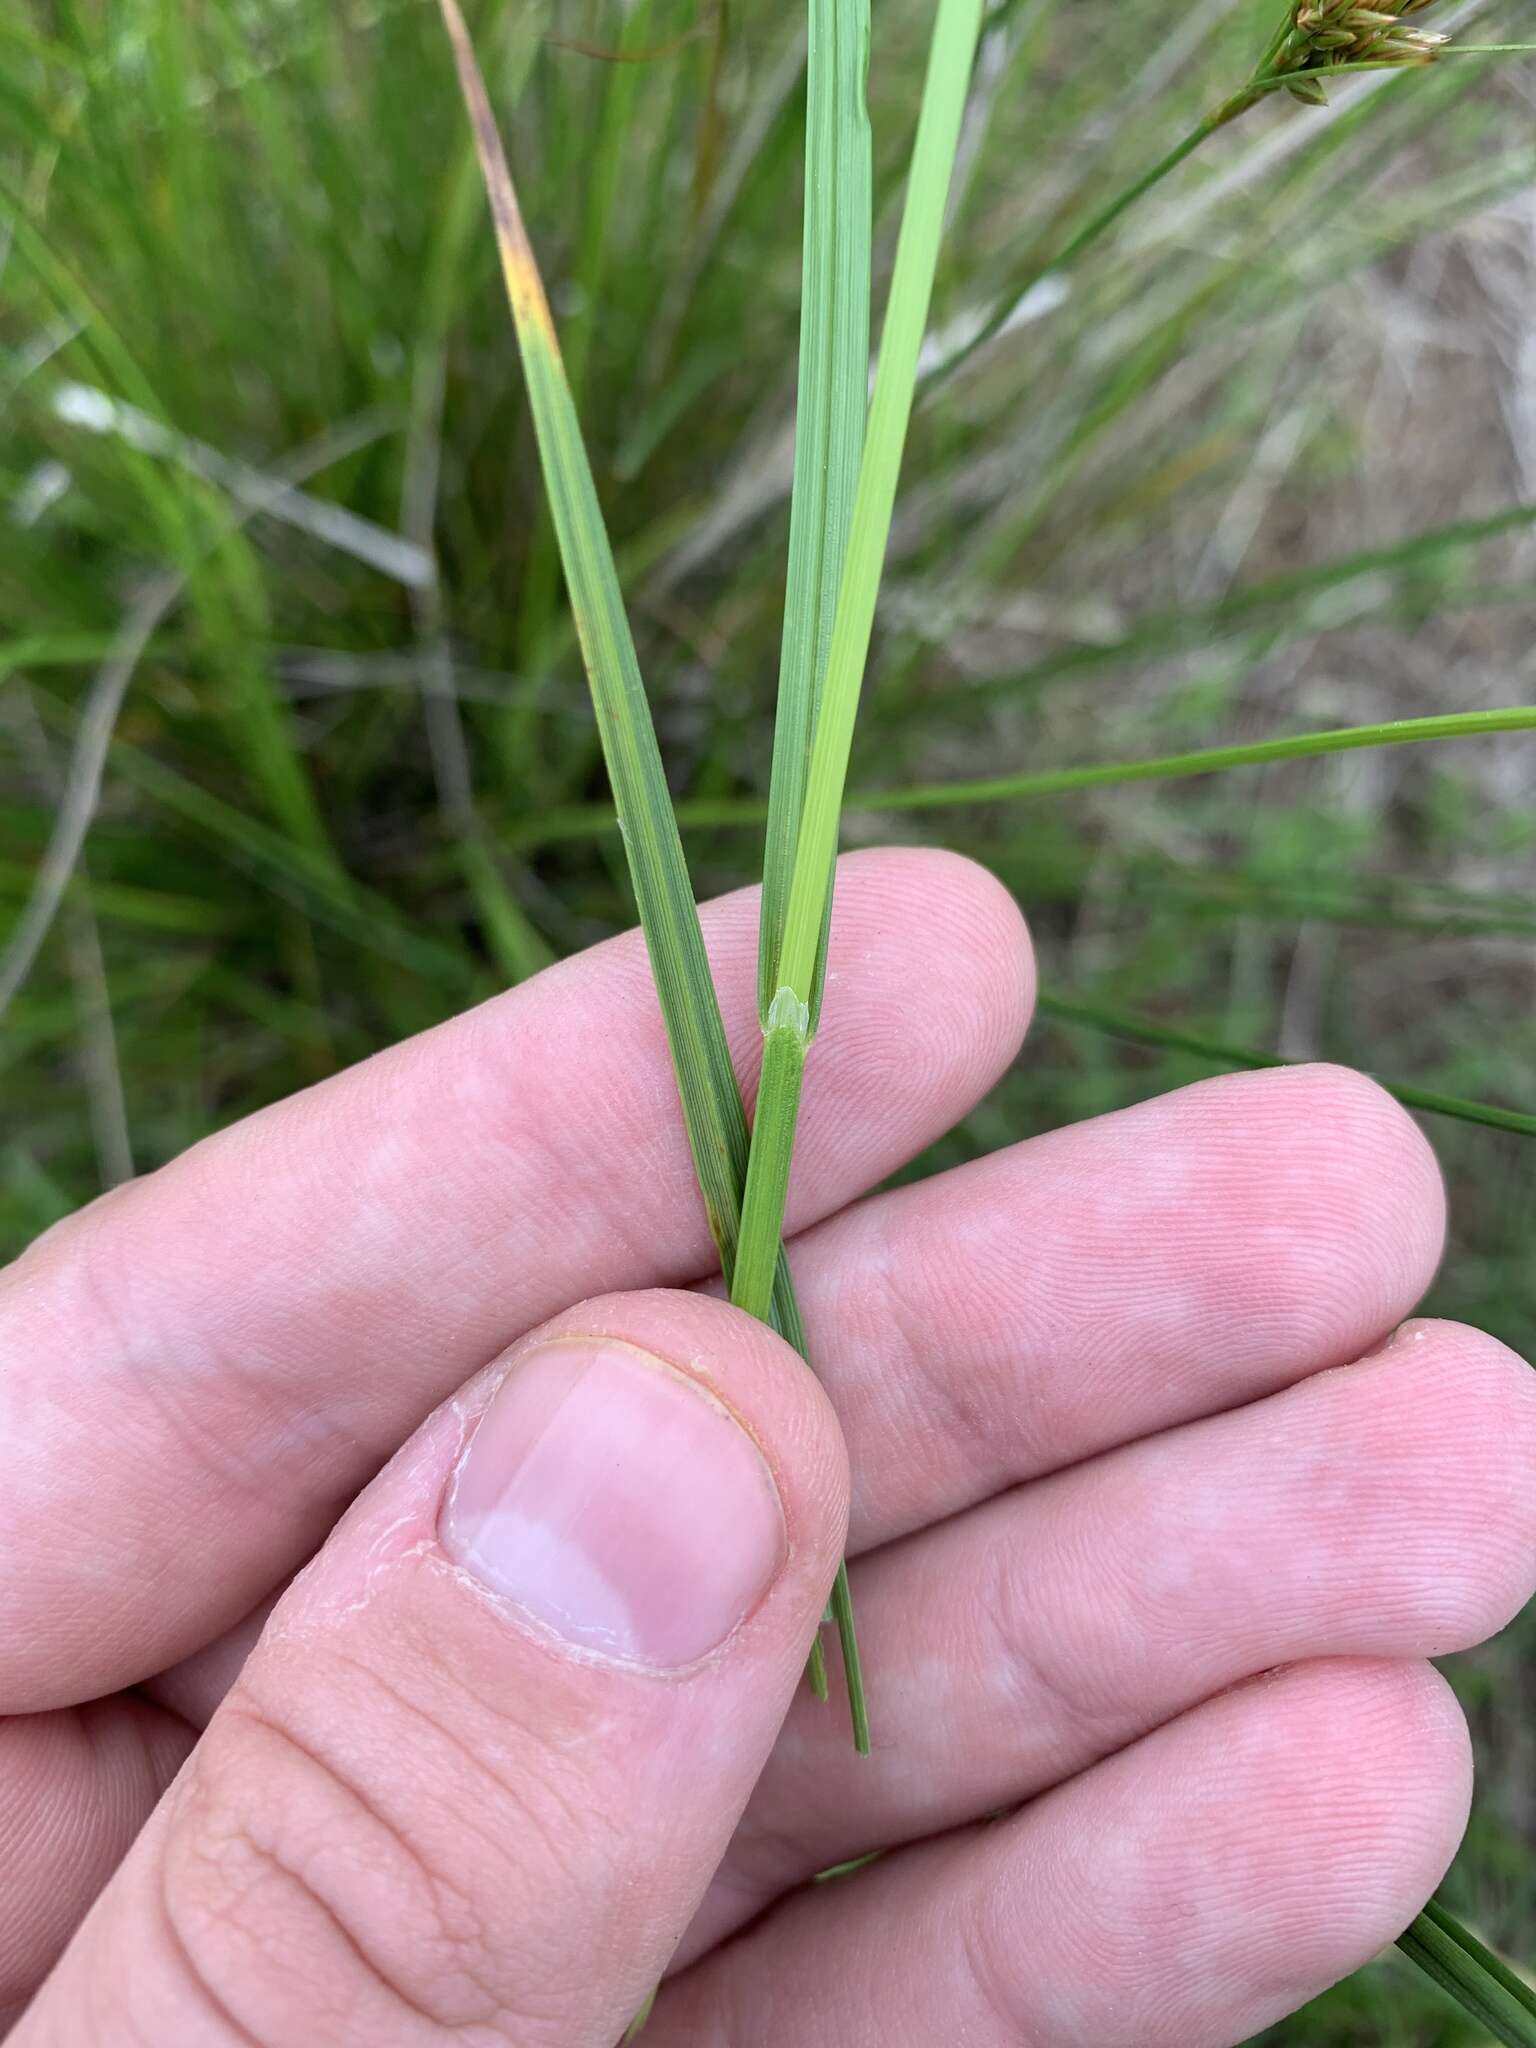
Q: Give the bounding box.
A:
[3,850,1533,2047]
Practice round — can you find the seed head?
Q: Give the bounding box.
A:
[1271,0,1447,103]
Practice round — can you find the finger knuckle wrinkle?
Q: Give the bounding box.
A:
[68,1225,286,1505]
[166,1701,508,2039]
[367,1631,625,1886]
[960,1898,1034,2040]
[977,1535,1102,1753]
[880,1226,998,1500]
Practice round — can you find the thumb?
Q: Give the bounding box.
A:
[18,1290,849,2048]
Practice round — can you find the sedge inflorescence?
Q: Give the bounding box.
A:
[1269,0,1447,102]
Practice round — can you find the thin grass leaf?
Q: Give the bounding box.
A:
[508,707,1536,847]
[402,0,552,985]
[436,0,866,1732]
[511,0,655,721]
[732,0,983,1290]
[27,691,484,999]
[757,0,871,1026]
[1398,1900,1536,2047]
[2,190,336,864]
[731,0,984,1737]
[437,0,750,1244]
[1037,990,1536,1137]
[775,0,986,1018]
[929,499,1536,715]
[822,706,1536,811]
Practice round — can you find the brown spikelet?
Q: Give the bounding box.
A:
[1268,0,1447,107]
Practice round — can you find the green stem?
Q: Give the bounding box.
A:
[926,38,1536,394]
[1038,992,1536,1138]
[829,1557,869,1753]
[927,104,1235,386]
[759,0,871,1028]
[507,707,1536,848]
[744,0,871,1745]
[1398,1901,1536,2047]
[435,0,863,1742]
[732,995,810,1324]
[1248,48,1536,92]
[731,1003,861,1745]
[807,1630,830,1701]
[776,0,986,1012]
[738,0,981,1759]
[833,707,1536,812]
[766,1242,868,1751]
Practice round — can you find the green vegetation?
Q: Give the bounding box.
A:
[4,1,1535,2037]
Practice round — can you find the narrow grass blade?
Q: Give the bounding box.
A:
[1398,1901,1536,2047]
[935,501,1536,715]
[28,691,484,999]
[436,0,859,1740]
[511,0,656,726]
[622,1983,658,2042]
[3,192,336,865]
[403,3,552,985]
[775,0,986,1019]
[437,0,748,1251]
[734,0,982,1286]
[828,707,1536,812]
[509,708,1536,847]
[733,0,983,1745]
[1038,991,1536,1138]
[757,0,871,1025]
[735,0,870,1318]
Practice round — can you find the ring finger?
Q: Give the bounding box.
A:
[652,1658,1474,2048]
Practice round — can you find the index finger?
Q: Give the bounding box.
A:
[0,849,1031,1711]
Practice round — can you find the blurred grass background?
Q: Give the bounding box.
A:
[2,0,1533,2035]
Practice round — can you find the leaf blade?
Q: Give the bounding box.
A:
[777,0,987,1017]
[1037,991,1536,1138]
[436,0,866,1743]
[1398,1901,1536,2047]
[437,0,748,1256]
[758,0,871,1023]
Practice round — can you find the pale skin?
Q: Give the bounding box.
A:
[3,848,1535,2047]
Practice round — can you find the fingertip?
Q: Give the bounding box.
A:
[1239,1657,1471,1982]
[1245,1062,1447,1314]
[824,846,1034,1076]
[1351,1318,1536,1649]
[1132,1061,1448,1386]
[1032,1655,1473,2037]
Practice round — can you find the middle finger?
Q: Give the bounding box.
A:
[686,1314,1536,1959]
[793,1059,1446,1552]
